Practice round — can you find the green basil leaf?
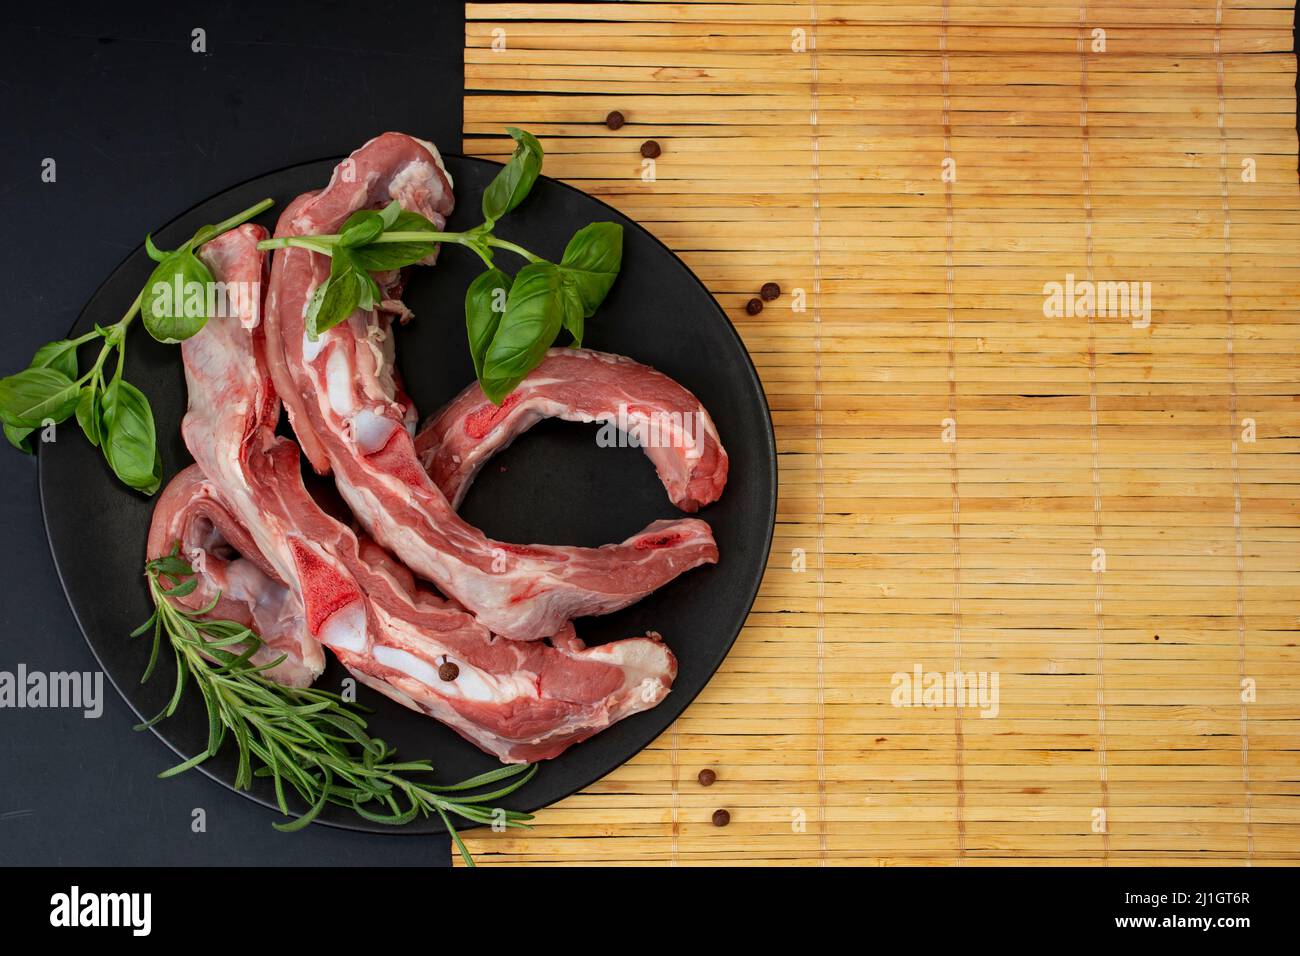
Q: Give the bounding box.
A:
[306,253,364,339]
[558,221,623,317]
[378,200,402,229]
[357,269,382,313]
[480,261,563,404]
[4,422,34,454]
[338,210,385,249]
[349,243,438,272]
[30,339,80,380]
[389,210,439,232]
[144,234,169,263]
[350,209,441,271]
[76,385,103,448]
[103,378,160,494]
[0,366,80,428]
[481,127,543,225]
[141,249,215,344]
[465,268,513,381]
[559,278,584,348]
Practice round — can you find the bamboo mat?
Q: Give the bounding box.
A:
[455,1,1300,865]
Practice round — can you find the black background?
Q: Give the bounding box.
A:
[1,1,464,865]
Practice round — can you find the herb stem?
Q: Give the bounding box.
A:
[136,549,537,862]
[257,229,540,265]
[483,236,542,263]
[207,198,275,239]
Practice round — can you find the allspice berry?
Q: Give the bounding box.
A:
[640,140,661,159]
[760,282,781,301]
[605,110,625,130]
[438,661,459,681]
[712,809,731,827]
[745,298,763,316]
[698,768,717,787]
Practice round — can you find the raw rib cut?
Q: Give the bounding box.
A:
[262,132,719,641]
[415,346,729,513]
[153,223,678,762]
[147,464,320,688]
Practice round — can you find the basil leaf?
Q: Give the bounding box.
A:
[465,268,513,380]
[357,269,382,313]
[144,234,169,263]
[378,200,402,228]
[306,252,364,339]
[0,366,80,427]
[103,378,160,495]
[350,210,441,271]
[338,210,385,249]
[76,385,103,448]
[559,278,584,348]
[350,243,438,272]
[141,249,215,344]
[4,422,34,454]
[481,127,543,225]
[558,221,623,317]
[480,261,563,404]
[30,339,80,380]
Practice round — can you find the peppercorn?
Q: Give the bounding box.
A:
[712,809,730,827]
[745,298,763,316]
[605,110,625,130]
[760,282,781,301]
[640,140,661,159]
[698,768,717,787]
[438,661,459,681]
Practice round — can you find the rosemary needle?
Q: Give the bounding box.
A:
[133,546,536,866]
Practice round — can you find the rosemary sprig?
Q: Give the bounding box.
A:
[134,547,536,865]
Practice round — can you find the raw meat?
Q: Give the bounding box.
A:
[415,346,729,513]
[147,464,320,688]
[262,133,718,641]
[153,223,678,762]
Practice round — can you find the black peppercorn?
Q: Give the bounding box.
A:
[438,661,459,681]
[605,110,625,130]
[640,140,661,159]
[760,282,781,301]
[712,809,730,827]
[698,768,717,787]
[745,298,763,316]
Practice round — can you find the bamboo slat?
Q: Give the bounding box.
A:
[457,0,1300,866]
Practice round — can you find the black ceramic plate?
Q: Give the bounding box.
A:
[39,155,776,834]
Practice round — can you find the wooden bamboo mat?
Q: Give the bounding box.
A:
[456,0,1300,865]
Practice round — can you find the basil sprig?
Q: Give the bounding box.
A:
[0,199,273,492]
[258,127,623,405]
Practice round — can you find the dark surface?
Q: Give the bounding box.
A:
[0,1,465,864]
[40,156,776,833]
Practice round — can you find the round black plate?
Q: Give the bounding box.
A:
[39,155,776,834]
